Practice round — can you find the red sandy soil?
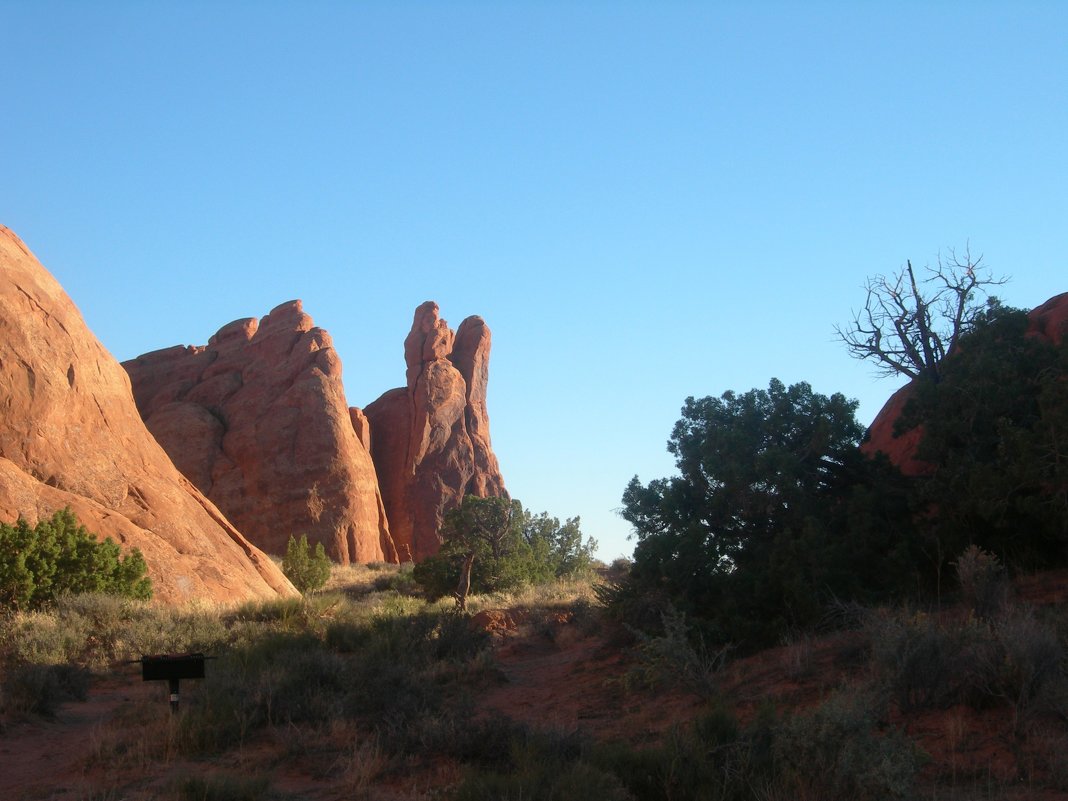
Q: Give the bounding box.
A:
[0,670,158,800]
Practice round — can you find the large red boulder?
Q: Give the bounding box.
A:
[364,302,507,561]
[123,302,396,564]
[0,226,296,604]
[863,293,1068,473]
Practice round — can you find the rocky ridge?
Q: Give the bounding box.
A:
[123,302,396,564]
[0,225,295,604]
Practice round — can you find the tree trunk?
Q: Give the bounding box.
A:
[454,552,476,611]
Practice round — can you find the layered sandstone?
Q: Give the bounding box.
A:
[364,302,507,561]
[123,302,395,564]
[0,225,296,604]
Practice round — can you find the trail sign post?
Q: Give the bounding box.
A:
[138,653,209,713]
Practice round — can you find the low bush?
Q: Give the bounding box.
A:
[453,727,634,801]
[0,662,90,718]
[282,534,332,594]
[455,698,918,801]
[866,604,1068,722]
[2,593,230,671]
[0,508,151,610]
[955,544,1010,620]
[774,687,925,800]
[626,605,730,700]
[175,772,272,801]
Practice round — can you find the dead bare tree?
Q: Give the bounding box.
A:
[835,247,1008,382]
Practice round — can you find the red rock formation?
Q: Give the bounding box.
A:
[1028,292,1068,346]
[860,383,934,476]
[123,301,396,564]
[364,302,507,561]
[0,225,296,604]
[863,293,1068,473]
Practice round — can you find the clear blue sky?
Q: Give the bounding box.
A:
[3,2,1065,560]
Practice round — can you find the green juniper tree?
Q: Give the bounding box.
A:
[622,379,920,648]
[282,534,332,594]
[0,508,152,610]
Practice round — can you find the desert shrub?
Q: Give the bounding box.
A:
[371,562,420,594]
[453,728,634,801]
[520,509,598,579]
[175,772,272,801]
[989,609,1067,723]
[176,597,492,757]
[955,544,1010,619]
[626,605,731,700]
[593,576,674,641]
[897,304,1068,570]
[866,609,1003,712]
[4,594,230,672]
[0,508,151,610]
[177,631,342,753]
[455,705,779,801]
[622,380,926,651]
[612,705,775,801]
[0,662,90,718]
[282,534,332,594]
[413,496,543,605]
[867,604,1068,722]
[773,687,926,800]
[414,497,596,608]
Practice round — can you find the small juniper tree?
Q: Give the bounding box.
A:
[282,534,332,594]
[0,508,152,610]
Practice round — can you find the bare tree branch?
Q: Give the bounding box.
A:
[834,249,1008,382]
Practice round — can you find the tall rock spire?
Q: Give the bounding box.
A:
[365,301,507,561]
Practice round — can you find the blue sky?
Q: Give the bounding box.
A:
[3,2,1066,560]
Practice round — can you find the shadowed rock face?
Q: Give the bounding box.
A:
[123,302,396,564]
[0,226,296,604]
[364,302,507,561]
[863,292,1068,473]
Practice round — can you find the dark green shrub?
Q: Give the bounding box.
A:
[622,380,924,650]
[175,772,271,801]
[774,687,926,800]
[0,662,90,718]
[413,496,596,606]
[371,562,419,594]
[453,728,634,801]
[991,609,1066,722]
[866,603,1068,725]
[0,509,152,610]
[626,606,731,700]
[520,510,598,579]
[866,609,1004,712]
[281,534,331,594]
[955,544,1010,620]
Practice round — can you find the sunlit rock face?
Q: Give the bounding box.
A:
[123,300,396,565]
[365,301,507,561]
[0,225,296,604]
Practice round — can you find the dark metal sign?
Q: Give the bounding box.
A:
[136,653,212,712]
